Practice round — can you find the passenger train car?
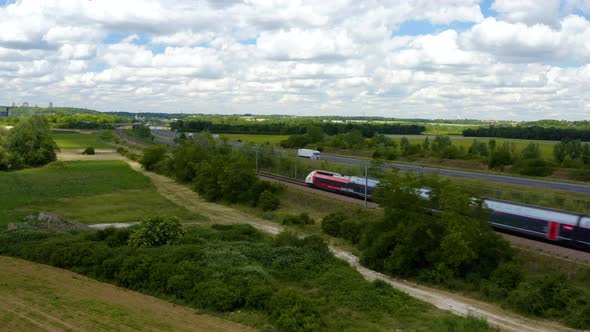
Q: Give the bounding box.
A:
[304,170,590,250]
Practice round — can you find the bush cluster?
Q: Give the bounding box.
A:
[138,133,283,208]
[281,213,314,226]
[116,147,140,161]
[0,115,58,170]
[82,147,95,155]
[128,216,186,247]
[0,226,346,331]
[321,212,362,244]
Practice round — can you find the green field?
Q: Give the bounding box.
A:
[51,131,112,149]
[0,160,201,226]
[220,133,289,145]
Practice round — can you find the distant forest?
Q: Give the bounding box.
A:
[463,126,590,141]
[171,119,426,137]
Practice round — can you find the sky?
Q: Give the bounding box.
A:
[1,0,590,120]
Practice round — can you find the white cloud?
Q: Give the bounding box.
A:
[0,0,588,119]
[462,16,590,62]
[492,0,562,26]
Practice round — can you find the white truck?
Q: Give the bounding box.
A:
[297,149,321,160]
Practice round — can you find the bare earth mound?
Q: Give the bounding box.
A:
[0,256,254,332]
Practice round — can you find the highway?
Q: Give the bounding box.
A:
[321,154,590,194]
[140,129,590,195]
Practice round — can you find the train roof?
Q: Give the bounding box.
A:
[483,197,584,217]
[315,170,343,177]
[349,176,380,187]
[483,197,582,225]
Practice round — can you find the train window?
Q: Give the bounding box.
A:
[316,177,345,187]
[581,218,590,229]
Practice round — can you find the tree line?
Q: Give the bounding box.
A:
[464,125,590,141]
[172,119,425,137]
[46,113,132,129]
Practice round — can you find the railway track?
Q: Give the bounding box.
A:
[257,172,307,186]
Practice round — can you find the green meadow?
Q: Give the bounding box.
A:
[220,133,289,145]
[51,131,112,149]
[0,160,201,226]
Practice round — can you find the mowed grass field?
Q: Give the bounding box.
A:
[0,256,254,332]
[0,160,202,226]
[52,131,112,149]
[220,133,289,145]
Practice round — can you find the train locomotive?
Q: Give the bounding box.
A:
[304,170,590,250]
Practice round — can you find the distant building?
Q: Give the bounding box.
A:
[22,102,29,107]
[0,106,9,117]
[49,102,53,108]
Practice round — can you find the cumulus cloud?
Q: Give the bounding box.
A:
[0,0,588,119]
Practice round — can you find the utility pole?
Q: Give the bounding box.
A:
[364,163,368,208]
[294,150,298,179]
[255,148,259,174]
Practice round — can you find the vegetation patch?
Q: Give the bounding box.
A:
[0,224,497,331]
[221,133,289,145]
[0,256,251,332]
[316,172,590,329]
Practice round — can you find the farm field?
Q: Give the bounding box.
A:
[0,160,201,226]
[0,256,253,332]
[51,131,112,149]
[220,133,289,145]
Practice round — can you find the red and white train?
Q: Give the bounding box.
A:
[305,170,380,198]
[304,170,590,250]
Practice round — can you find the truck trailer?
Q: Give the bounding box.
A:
[297,149,320,160]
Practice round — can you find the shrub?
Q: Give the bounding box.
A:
[128,216,185,247]
[514,158,553,177]
[281,213,314,226]
[193,280,242,311]
[565,303,590,329]
[321,212,345,237]
[258,190,280,211]
[82,147,95,155]
[569,168,590,181]
[269,289,322,332]
[340,220,362,244]
[507,273,576,318]
[481,262,522,300]
[140,145,168,172]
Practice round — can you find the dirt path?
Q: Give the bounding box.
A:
[127,160,575,332]
[126,161,282,235]
[0,256,255,332]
